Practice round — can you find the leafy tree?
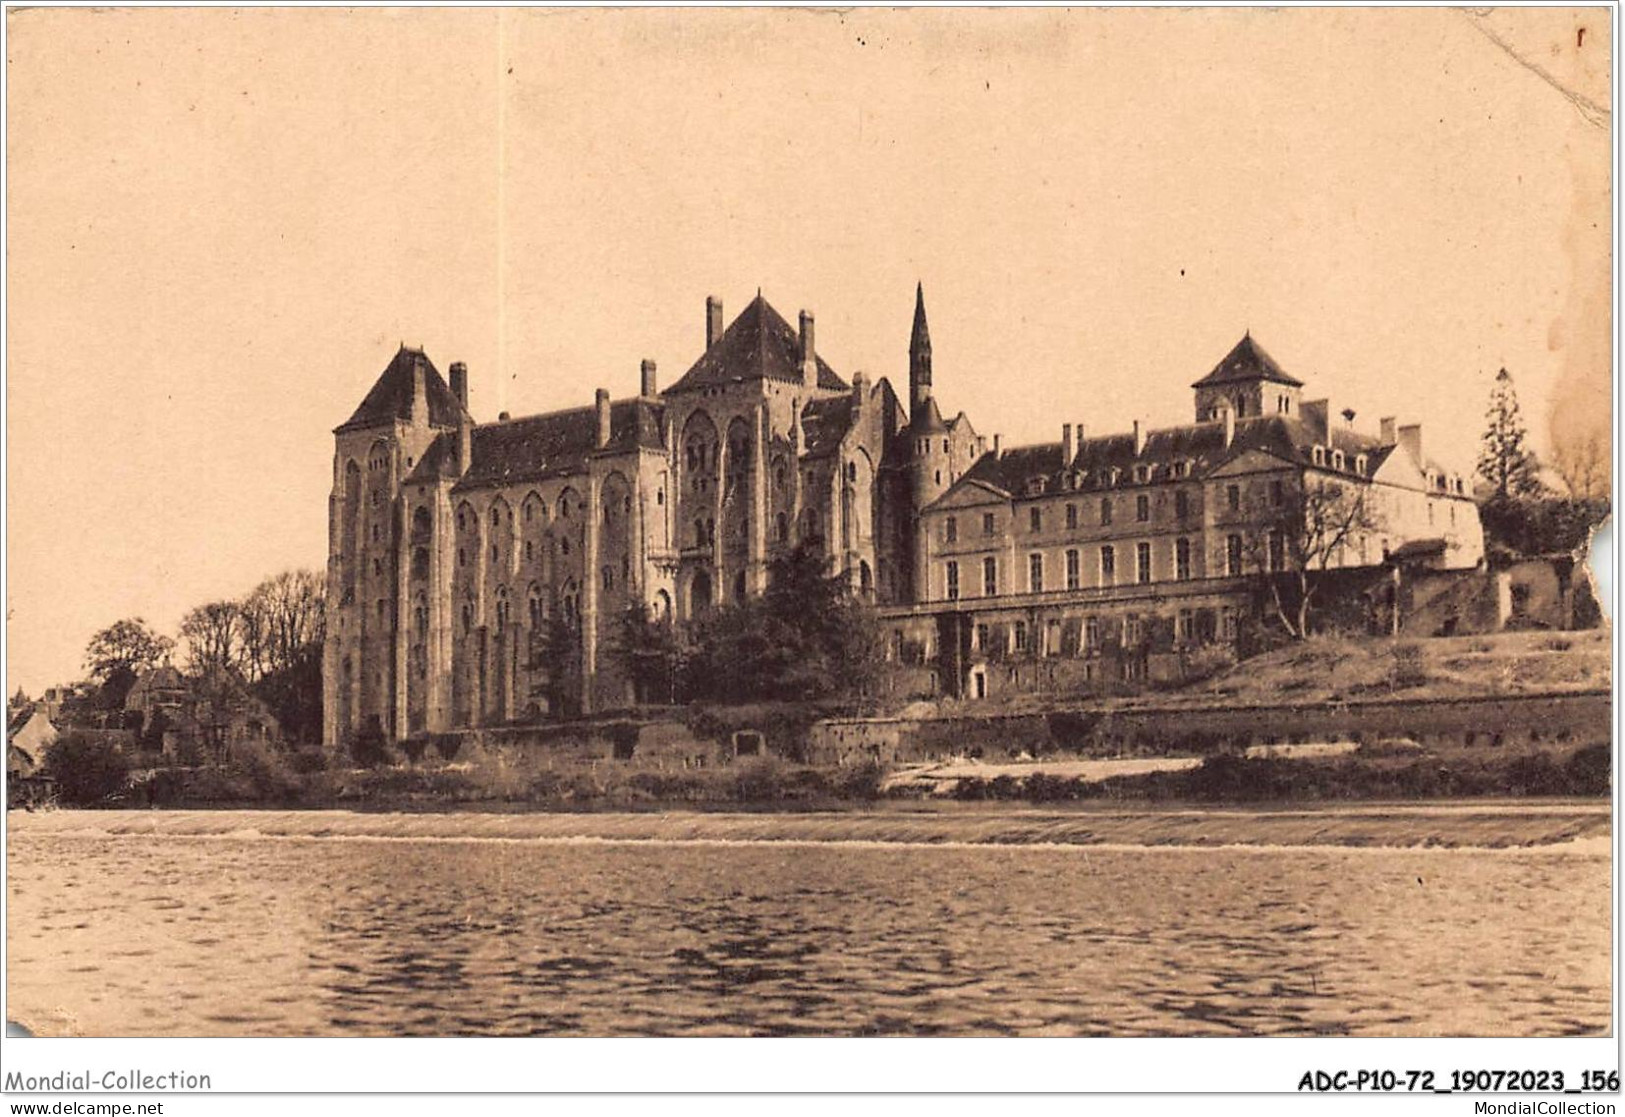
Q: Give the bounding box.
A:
[44,732,131,805]
[533,614,581,718]
[682,545,884,703]
[1248,473,1382,639]
[84,618,173,684]
[1477,367,1543,499]
[249,644,323,745]
[615,601,680,705]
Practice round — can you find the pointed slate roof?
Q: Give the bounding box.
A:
[910,282,931,354]
[336,346,467,434]
[801,395,855,457]
[950,414,1396,503]
[1191,333,1303,389]
[909,395,949,435]
[665,294,848,394]
[450,398,667,491]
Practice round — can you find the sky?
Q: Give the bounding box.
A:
[5,6,1612,695]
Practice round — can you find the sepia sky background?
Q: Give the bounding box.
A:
[6,6,1612,694]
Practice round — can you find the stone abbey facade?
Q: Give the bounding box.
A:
[323,288,1483,745]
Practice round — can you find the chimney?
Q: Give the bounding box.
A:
[706,296,723,348]
[993,434,1002,457]
[1062,423,1075,465]
[458,410,473,474]
[1222,405,1235,449]
[1133,420,1147,456]
[852,370,868,411]
[1379,416,1398,445]
[449,361,469,409]
[640,358,658,398]
[595,388,611,449]
[799,310,817,389]
[1397,423,1423,467]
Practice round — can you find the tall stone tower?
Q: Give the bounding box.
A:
[907,285,952,600]
[323,346,465,748]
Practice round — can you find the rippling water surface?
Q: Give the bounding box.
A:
[7,823,1610,1037]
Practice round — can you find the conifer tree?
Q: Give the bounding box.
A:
[1477,367,1543,499]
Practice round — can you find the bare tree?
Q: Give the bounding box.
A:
[1551,428,1610,503]
[1248,474,1382,639]
[179,600,244,675]
[239,570,326,680]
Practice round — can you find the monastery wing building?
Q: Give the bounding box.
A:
[324,289,1482,745]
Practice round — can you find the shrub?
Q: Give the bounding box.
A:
[350,716,391,768]
[399,737,429,764]
[732,756,792,802]
[832,762,887,801]
[1389,643,1427,688]
[287,747,330,775]
[227,740,300,801]
[43,733,131,806]
[433,734,463,763]
[1566,743,1610,795]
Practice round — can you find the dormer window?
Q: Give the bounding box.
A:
[1331,449,1345,471]
[1355,454,1368,476]
[1312,445,1326,467]
[1133,464,1150,484]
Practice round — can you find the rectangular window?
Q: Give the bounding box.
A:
[1045,619,1061,658]
[1136,541,1152,584]
[945,561,960,601]
[1124,614,1142,645]
[1066,549,1080,590]
[1100,498,1113,525]
[1269,530,1286,572]
[1136,494,1150,522]
[1014,620,1028,652]
[1270,479,1284,507]
[1176,537,1191,581]
[1065,504,1078,530]
[1029,552,1044,593]
[1029,507,1042,533]
[1227,534,1243,577]
[982,512,996,536]
[1178,608,1194,642]
[1175,490,1190,519]
[975,623,989,651]
[983,556,998,596]
[945,516,958,544]
[1221,606,1239,641]
[1226,484,1241,512]
[1101,545,1116,584]
[1084,616,1100,650]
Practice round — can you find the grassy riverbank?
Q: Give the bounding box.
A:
[9,801,1611,849]
[100,737,1608,812]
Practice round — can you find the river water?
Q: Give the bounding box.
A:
[6,815,1610,1037]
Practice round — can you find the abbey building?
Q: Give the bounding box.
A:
[324,288,1483,745]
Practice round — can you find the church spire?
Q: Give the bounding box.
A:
[909,282,933,415]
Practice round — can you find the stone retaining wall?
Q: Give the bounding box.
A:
[807,691,1611,766]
